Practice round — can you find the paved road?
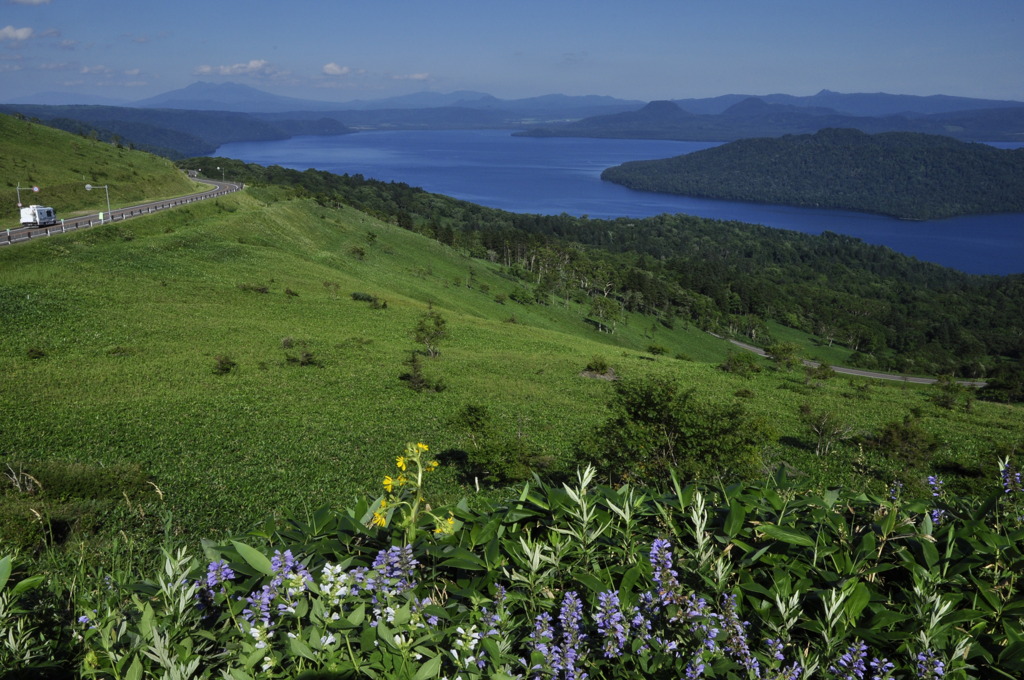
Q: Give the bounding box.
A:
[725,337,987,387]
[2,178,241,247]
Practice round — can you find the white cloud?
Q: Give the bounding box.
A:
[124,68,141,76]
[194,59,286,79]
[0,25,34,42]
[392,72,430,81]
[81,64,112,75]
[322,62,351,76]
[10,0,51,5]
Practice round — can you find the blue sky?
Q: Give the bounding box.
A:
[2,0,1022,104]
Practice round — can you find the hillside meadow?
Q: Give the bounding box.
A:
[1,177,1020,544]
[1,113,203,227]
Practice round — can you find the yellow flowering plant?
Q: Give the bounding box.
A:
[369,442,454,543]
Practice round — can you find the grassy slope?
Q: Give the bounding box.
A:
[1,113,202,227]
[2,120,1021,545]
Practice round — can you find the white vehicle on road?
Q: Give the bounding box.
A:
[20,204,57,227]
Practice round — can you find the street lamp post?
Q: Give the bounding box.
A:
[216,166,225,182]
[85,184,110,223]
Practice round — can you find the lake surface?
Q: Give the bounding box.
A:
[217,129,1024,275]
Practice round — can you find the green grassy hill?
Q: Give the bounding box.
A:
[1,117,1020,553]
[1,113,202,227]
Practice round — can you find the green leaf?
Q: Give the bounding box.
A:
[231,540,275,576]
[724,500,746,538]
[125,655,143,680]
[758,523,815,547]
[289,635,316,661]
[844,581,871,623]
[0,555,11,592]
[347,603,366,626]
[574,572,609,593]
[229,668,256,680]
[12,574,44,595]
[920,538,939,570]
[412,654,443,680]
[998,641,1024,670]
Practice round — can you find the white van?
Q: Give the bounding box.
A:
[20,205,57,227]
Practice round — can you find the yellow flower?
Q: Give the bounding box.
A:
[396,456,407,471]
[425,460,440,472]
[383,475,395,493]
[416,442,429,453]
[370,511,387,528]
[433,511,455,535]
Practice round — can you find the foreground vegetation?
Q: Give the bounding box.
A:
[601,129,1024,220]
[3,445,1024,678]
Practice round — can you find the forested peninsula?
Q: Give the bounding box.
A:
[601,128,1024,220]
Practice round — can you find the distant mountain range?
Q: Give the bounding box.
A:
[2,82,1022,158]
[517,97,1024,142]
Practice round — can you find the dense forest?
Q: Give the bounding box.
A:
[601,128,1024,219]
[184,157,1024,387]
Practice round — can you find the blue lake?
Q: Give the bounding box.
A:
[217,129,1024,275]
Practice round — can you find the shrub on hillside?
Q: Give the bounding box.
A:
[581,375,769,485]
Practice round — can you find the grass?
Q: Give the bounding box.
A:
[1,113,203,227]
[1,117,1020,565]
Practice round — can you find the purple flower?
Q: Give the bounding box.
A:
[242,584,275,626]
[650,539,680,600]
[1001,463,1022,494]
[916,650,945,679]
[720,593,758,677]
[372,544,419,594]
[595,590,628,658]
[206,560,235,590]
[829,639,868,679]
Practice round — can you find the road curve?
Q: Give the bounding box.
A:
[725,338,986,387]
[2,178,242,247]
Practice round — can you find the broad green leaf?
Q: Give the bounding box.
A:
[920,538,939,570]
[231,541,275,576]
[412,654,443,680]
[998,641,1024,670]
[125,655,143,680]
[289,636,316,661]
[844,581,871,622]
[347,603,366,626]
[758,523,815,547]
[724,500,746,538]
[619,564,642,600]
[0,556,11,591]
[574,572,609,594]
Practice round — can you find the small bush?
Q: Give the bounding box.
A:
[26,346,46,360]
[351,292,386,309]
[238,283,269,294]
[584,355,610,374]
[285,351,320,367]
[284,288,299,297]
[719,350,762,377]
[212,355,237,374]
[399,352,445,393]
[646,344,668,356]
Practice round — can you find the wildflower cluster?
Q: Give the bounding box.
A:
[372,442,451,542]
[927,475,946,526]
[827,640,896,680]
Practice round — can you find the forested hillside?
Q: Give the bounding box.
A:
[185,156,1024,381]
[601,128,1024,219]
